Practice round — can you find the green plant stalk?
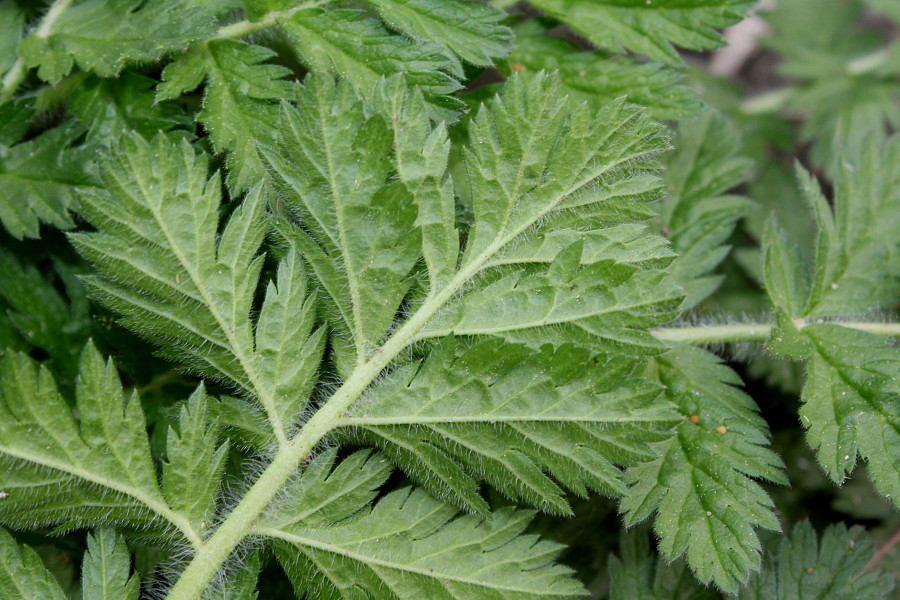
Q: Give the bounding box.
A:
[651,321,900,344]
[214,0,333,40]
[0,0,73,104]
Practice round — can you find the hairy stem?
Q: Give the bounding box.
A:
[0,0,73,104]
[651,320,900,344]
[214,0,333,40]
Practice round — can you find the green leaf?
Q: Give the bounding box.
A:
[69,133,324,443]
[526,0,755,64]
[373,77,459,292]
[0,99,33,146]
[0,125,97,239]
[659,112,754,309]
[431,73,680,355]
[82,528,140,600]
[761,218,809,319]
[18,0,215,83]
[506,20,702,120]
[263,75,421,375]
[341,338,679,515]
[278,8,462,114]
[764,136,899,318]
[0,343,201,546]
[609,521,896,599]
[424,242,681,355]
[0,250,91,381]
[243,0,292,21]
[769,321,900,508]
[366,0,513,66]
[162,386,227,537]
[0,527,67,600]
[742,521,895,599]
[260,450,586,600]
[70,73,191,145]
[608,529,720,600]
[803,137,899,317]
[159,39,293,192]
[622,344,785,593]
[0,0,24,76]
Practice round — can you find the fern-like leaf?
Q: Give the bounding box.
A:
[0,343,204,547]
[158,39,294,192]
[0,125,97,239]
[18,0,215,83]
[0,527,67,600]
[506,20,702,120]
[0,527,140,600]
[763,135,899,505]
[260,450,586,600]
[341,338,679,515]
[526,0,755,64]
[659,112,754,309]
[366,0,513,67]
[70,132,324,444]
[621,344,786,593]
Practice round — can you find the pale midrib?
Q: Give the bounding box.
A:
[0,444,201,548]
[316,101,368,367]
[139,190,287,447]
[255,526,575,596]
[338,414,644,426]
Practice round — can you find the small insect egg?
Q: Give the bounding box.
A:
[689,415,700,424]
[716,425,727,435]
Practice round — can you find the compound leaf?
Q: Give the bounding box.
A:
[278,8,462,116]
[341,338,679,515]
[622,344,785,593]
[263,75,421,375]
[366,0,513,67]
[506,20,702,120]
[0,125,97,239]
[260,450,586,600]
[659,112,754,309]
[526,0,755,64]
[608,529,720,600]
[70,132,323,444]
[769,321,899,508]
[159,39,293,192]
[743,521,895,600]
[609,521,895,600]
[18,0,215,83]
[0,527,67,600]
[70,72,191,145]
[0,343,202,546]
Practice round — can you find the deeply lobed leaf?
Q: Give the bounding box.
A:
[70,132,324,442]
[18,0,215,83]
[341,338,679,515]
[622,344,786,593]
[0,344,210,546]
[261,450,587,600]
